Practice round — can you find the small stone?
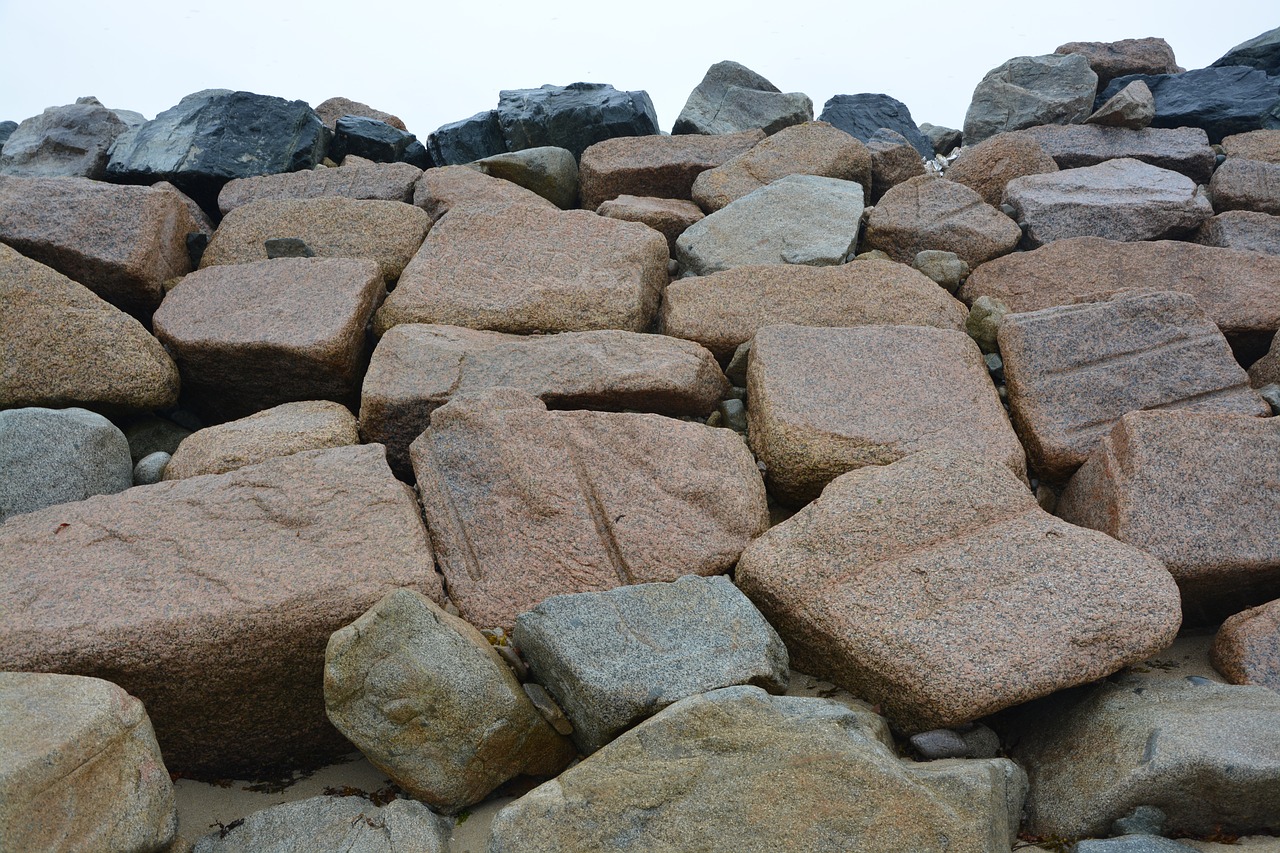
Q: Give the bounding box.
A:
[966,295,1010,354]
[1112,805,1169,838]
[855,248,891,260]
[522,683,574,736]
[961,723,1001,759]
[912,249,969,292]
[910,728,970,760]
[122,416,191,464]
[133,451,170,485]
[984,352,1005,380]
[1213,597,1280,690]
[1085,80,1156,130]
[474,146,580,210]
[718,397,747,432]
[1258,383,1280,414]
[263,236,314,258]
[726,342,751,386]
[919,123,963,155]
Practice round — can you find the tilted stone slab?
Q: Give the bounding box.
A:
[735,449,1182,733]
[1209,157,1280,216]
[596,195,703,255]
[1213,598,1280,690]
[1009,125,1215,184]
[412,164,556,223]
[943,133,1059,209]
[1194,210,1280,256]
[863,174,1021,267]
[1055,37,1179,90]
[217,160,423,214]
[578,130,764,210]
[673,60,813,136]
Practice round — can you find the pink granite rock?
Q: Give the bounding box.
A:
[1221,130,1280,164]
[863,174,1021,267]
[1212,599,1280,690]
[578,130,764,211]
[1194,210,1280,256]
[1055,37,1180,89]
[945,133,1059,208]
[413,164,557,223]
[865,129,926,203]
[596,195,703,255]
[1249,335,1280,388]
[217,161,423,214]
[1009,125,1214,184]
[1209,157,1280,216]
[314,96,407,131]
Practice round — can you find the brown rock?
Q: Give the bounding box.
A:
[153,181,215,239]
[865,129,925,203]
[946,133,1059,209]
[863,174,1022,267]
[998,290,1267,485]
[1195,210,1280,256]
[1209,157,1280,216]
[596,195,703,255]
[153,257,385,421]
[410,388,768,629]
[374,205,668,336]
[0,175,198,317]
[0,443,442,777]
[413,164,558,223]
[746,324,1026,506]
[659,259,968,359]
[0,244,180,414]
[1213,599,1280,690]
[578,130,764,210]
[199,197,429,282]
[690,121,871,212]
[360,325,729,475]
[1249,335,1280,388]
[1222,129,1280,164]
[313,96,408,131]
[1055,37,1180,89]
[1010,125,1215,184]
[1084,80,1155,129]
[217,161,423,214]
[735,448,1182,733]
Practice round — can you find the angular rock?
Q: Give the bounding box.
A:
[920,122,963,155]
[495,82,659,160]
[1096,67,1280,144]
[410,389,768,629]
[1195,210,1280,255]
[489,686,1026,853]
[1086,80,1156,129]
[513,575,789,754]
[998,290,1267,484]
[0,99,129,179]
[474,146,579,209]
[0,672,176,853]
[1249,334,1280,388]
[360,325,727,474]
[1077,837,1203,853]
[1003,158,1213,246]
[132,452,169,485]
[746,324,1026,506]
[1212,598,1280,690]
[1010,124,1215,184]
[314,96,407,131]
[1211,25,1280,76]
[0,120,16,149]
[942,132,1058,208]
[817,92,934,157]
[1055,38,1180,90]
[0,443,442,777]
[1058,411,1280,621]
[596,194,703,254]
[325,588,575,812]
[426,109,506,166]
[659,259,968,359]
[191,795,448,853]
[217,160,423,214]
[913,249,970,293]
[1209,157,1280,215]
[673,60,813,136]
[1221,129,1280,163]
[578,130,763,210]
[330,115,417,163]
[676,174,864,274]
[863,174,1021,266]
[412,164,555,223]
[375,204,667,335]
[864,128,925,202]
[963,53,1098,146]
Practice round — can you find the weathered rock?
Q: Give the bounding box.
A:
[132,451,169,485]
[913,249,969,293]
[1086,80,1156,129]
[360,325,727,474]
[410,389,768,629]
[513,575,789,754]
[1055,38,1180,90]
[1249,334,1280,388]
[426,109,506,166]
[1209,157,1280,215]
[863,174,1021,266]
[0,672,176,853]
[489,685,1026,853]
[1096,67,1280,144]
[313,96,407,131]
[123,417,190,464]
[578,130,764,209]
[1058,411,1280,621]
[736,449,1180,733]
[673,60,813,136]
[920,122,963,155]
[473,146,579,209]
[596,194,703,254]
[217,160,423,214]
[1010,124,1216,184]
[0,244,180,413]
[966,295,1009,355]
[746,324,1025,505]
[944,132,1059,208]
[1210,25,1280,76]
[375,204,667,335]
[865,128,927,202]
[659,259,968,359]
[1195,211,1280,255]
[963,53,1099,146]
[191,795,449,853]
[325,588,575,812]
[676,174,864,274]
[0,99,130,179]
[1077,837,1201,853]
[0,120,16,148]
[1222,129,1280,163]
[1003,159,1213,246]
[818,93,934,157]
[1212,598,1280,690]
[0,444,441,778]
[330,115,417,163]
[998,290,1267,484]
[494,83,659,160]
[412,164,555,222]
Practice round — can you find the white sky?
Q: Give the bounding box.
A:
[1,1,1276,141]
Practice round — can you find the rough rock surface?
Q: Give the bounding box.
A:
[217,161,422,214]
[818,92,934,157]
[578,130,764,210]
[412,164,555,222]
[191,795,449,853]
[1249,335,1280,388]
[862,174,1021,266]
[410,389,768,629]
[473,146,579,209]
[313,96,407,131]
[865,128,927,202]
[1221,129,1280,163]
[0,98,130,179]
[963,53,1099,145]
[1086,80,1156,129]
[596,194,703,254]
[1055,38,1180,90]
[494,82,660,160]
[1209,157,1280,215]
[1010,125,1215,183]
[1195,210,1280,255]
[425,109,506,166]
[1211,25,1280,76]
[673,60,813,136]
[944,132,1060,208]
[1095,67,1280,144]
[1213,598,1280,690]
[329,115,419,164]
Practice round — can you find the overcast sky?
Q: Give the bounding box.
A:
[1,1,1275,142]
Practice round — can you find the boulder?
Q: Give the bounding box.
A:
[1209,157,1280,215]
[330,115,418,163]
[1210,24,1280,76]
[1212,598,1280,690]
[963,53,1098,146]
[1249,335,1280,388]
[488,686,1026,853]
[578,130,763,209]
[426,109,506,166]
[746,324,1025,506]
[409,389,768,629]
[495,82,659,159]
[0,443,442,777]
[191,795,449,853]
[123,417,190,464]
[412,164,556,222]
[863,174,1021,266]
[0,120,16,148]
[0,672,176,853]
[913,249,970,293]
[1095,67,1280,144]
[943,132,1059,209]
[1055,37,1180,90]
[1222,129,1280,163]
[1195,210,1280,255]
[313,96,407,131]
[1009,124,1215,184]
[673,60,813,136]
[920,122,963,155]
[817,92,934,157]
[473,146,579,209]
[596,195,703,254]
[217,160,423,214]
[0,98,130,179]
[865,128,926,202]
[1086,80,1156,129]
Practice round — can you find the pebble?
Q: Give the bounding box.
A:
[718,398,748,432]
[133,451,170,485]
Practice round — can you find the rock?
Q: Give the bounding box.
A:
[153,258,385,421]
[1055,38,1180,90]
[919,122,963,155]
[0,99,129,179]
[963,53,1098,146]
[596,195,703,254]
[998,290,1267,485]
[374,204,667,335]
[864,128,926,202]
[0,443,442,778]
[325,588,575,812]
[817,93,934,157]
[1249,335,1280,387]
[0,672,176,853]
[164,400,359,480]
[488,685,1026,853]
[1010,125,1216,184]
[360,325,727,475]
[413,164,556,223]
[0,244,180,413]
[578,130,764,209]
[1259,383,1280,414]
[1210,24,1280,76]
[0,120,16,148]
[659,259,968,359]
[676,174,864,274]
[513,575,789,754]
[1006,672,1280,837]
[410,388,768,629]
[1077,838,1201,853]
[105,89,328,216]
[1113,805,1169,837]
[1212,598,1280,690]
[1058,410,1280,621]
[943,133,1059,208]
[313,96,407,131]
[909,729,971,760]
[494,82,659,160]
[1095,67,1280,144]
[746,324,1025,506]
[328,115,418,164]
[673,60,813,136]
[1221,129,1280,163]
[863,174,1021,267]
[132,451,169,485]
[123,416,190,464]
[690,121,871,212]
[912,250,969,292]
[199,197,429,283]
[426,109,506,166]
[735,449,1181,733]
[1086,80,1156,129]
[0,175,199,317]
[264,237,315,259]
[1209,157,1280,215]
[473,146,579,209]
[1003,158,1213,246]
[191,795,449,853]
[966,295,1009,354]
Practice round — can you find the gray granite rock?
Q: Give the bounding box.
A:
[1076,837,1200,853]
[964,54,1099,145]
[473,146,579,209]
[920,122,963,155]
[913,249,969,293]
[673,61,813,136]
[1009,125,1216,184]
[1086,80,1156,129]
[123,416,191,464]
[0,98,130,179]
[132,451,170,485]
[1194,210,1280,255]
[191,795,450,853]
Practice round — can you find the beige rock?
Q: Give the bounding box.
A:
[863,174,1021,266]
[217,161,423,214]
[1213,598,1280,690]
[314,96,407,131]
[1221,129,1280,164]
[866,128,926,203]
[596,195,703,255]
[945,133,1060,208]
[413,164,555,223]
[578,130,764,210]
[1055,37,1180,89]
[1209,157,1280,216]
[1194,210,1280,256]
[1085,80,1155,129]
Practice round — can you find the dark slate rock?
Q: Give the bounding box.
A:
[427,110,507,166]
[1096,67,1280,144]
[919,123,962,155]
[0,120,17,151]
[401,139,433,169]
[673,61,812,136]
[819,94,934,158]
[0,99,129,179]
[495,83,659,160]
[330,115,417,163]
[1211,25,1280,77]
[263,237,315,258]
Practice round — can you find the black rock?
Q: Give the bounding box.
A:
[1096,66,1280,144]
[919,123,963,156]
[427,110,506,166]
[264,237,315,259]
[400,139,433,170]
[1211,25,1280,77]
[819,94,934,158]
[330,115,417,163]
[495,82,659,160]
[0,120,18,152]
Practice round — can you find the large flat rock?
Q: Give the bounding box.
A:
[1009,125,1215,184]
[412,164,556,223]
[863,174,1021,267]
[190,795,449,853]
[578,130,764,210]
[216,160,423,214]
[1209,157,1280,216]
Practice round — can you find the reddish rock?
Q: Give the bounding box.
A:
[410,389,768,629]
[998,290,1267,485]
[865,129,926,203]
[1055,37,1180,89]
[945,133,1059,208]
[413,165,556,223]
[1010,125,1214,184]
[0,444,442,778]
[735,448,1182,733]
[217,161,423,214]
[314,96,408,131]
[1209,157,1280,216]
[1213,599,1280,690]
[746,324,1026,506]
[596,195,703,255]
[578,130,764,211]
[1221,129,1280,163]
[1194,210,1280,256]
[863,174,1021,267]
[153,258,385,421]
